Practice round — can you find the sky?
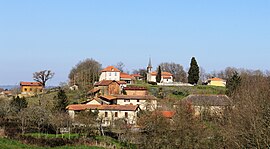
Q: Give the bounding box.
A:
[0,0,269,86]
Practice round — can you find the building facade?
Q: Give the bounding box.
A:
[99,66,121,81]
[20,82,43,94]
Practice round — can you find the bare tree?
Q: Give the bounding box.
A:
[132,68,147,81]
[33,70,55,87]
[199,67,207,83]
[115,61,125,72]
[68,58,101,90]
[222,74,270,148]
[159,62,187,82]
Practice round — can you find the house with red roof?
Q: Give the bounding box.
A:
[99,66,134,84]
[146,59,174,83]
[67,104,140,126]
[88,80,127,97]
[206,77,226,87]
[20,81,43,95]
[99,66,121,81]
[131,74,144,81]
[120,72,134,84]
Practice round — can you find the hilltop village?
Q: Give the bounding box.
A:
[0,57,269,148]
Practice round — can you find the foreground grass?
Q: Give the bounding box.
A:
[24,133,80,139]
[95,136,136,149]
[0,138,104,149]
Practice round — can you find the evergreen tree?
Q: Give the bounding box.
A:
[188,57,200,84]
[10,96,28,112]
[226,71,241,96]
[156,66,162,83]
[55,89,69,112]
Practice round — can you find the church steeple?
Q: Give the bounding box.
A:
[147,57,152,73]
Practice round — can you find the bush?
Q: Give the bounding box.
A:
[172,90,189,96]
[148,81,157,85]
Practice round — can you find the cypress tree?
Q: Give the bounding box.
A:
[188,57,200,84]
[156,66,162,83]
[55,89,69,112]
[226,72,241,96]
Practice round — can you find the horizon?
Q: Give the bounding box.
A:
[0,1,269,86]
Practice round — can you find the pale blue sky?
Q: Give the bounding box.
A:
[0,0,269,85]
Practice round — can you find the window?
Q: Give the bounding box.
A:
[105,112,108,117]
[125,112,128,118]
[24,88,27,91]
[115,72,117,76]
[115,112,118,117]
[40,89,43,92]
[124,99,130,102]
[29,88,32,91]
[109,72,111,76]
[137,99,140,102]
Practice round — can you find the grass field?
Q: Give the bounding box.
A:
[0,138,104,149]
[24,133,80,139]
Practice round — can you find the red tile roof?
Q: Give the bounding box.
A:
[160,111,175,118]
[209,77,225,81]
[67,104,139,111]
[131,74,143,78]
[120,72,133,79]
[124,86,147,90]
[20,82,42,86]
[99,95,117,101]
[101,66,121,72]
[88,88,100,94]
[117,81,127,84]
[150,72,173,76]
[115,95,156,100]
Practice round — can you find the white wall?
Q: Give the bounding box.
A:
[116,99,157,111]
[98,110,138,126]
[99,72,120,81]
[68,109,138,127]
[161,76,173,83]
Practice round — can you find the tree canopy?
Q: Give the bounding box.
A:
[159,62,187,82]
[188,57,199,84]
[156,65,162,83]
[68,58,102,90]
[54,89,69,112]
[33,70,54,87]
[226,71,241,96]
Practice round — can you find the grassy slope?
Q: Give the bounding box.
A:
[0,138,104,149]
[130,83,226,100]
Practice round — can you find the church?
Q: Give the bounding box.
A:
[146,58,174,83]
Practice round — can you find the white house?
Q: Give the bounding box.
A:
[95,95,157,111]
[146,59,174,83]
[67,104,140,127]
[99,66,121,81]
[114,95,157,111]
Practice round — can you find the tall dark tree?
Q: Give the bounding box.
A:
[33,70,55,87]
[54,89,69,112]
[226,72,241,96]
[156,66,162,83]
[188,57,200,84]
[10,96,28,113]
